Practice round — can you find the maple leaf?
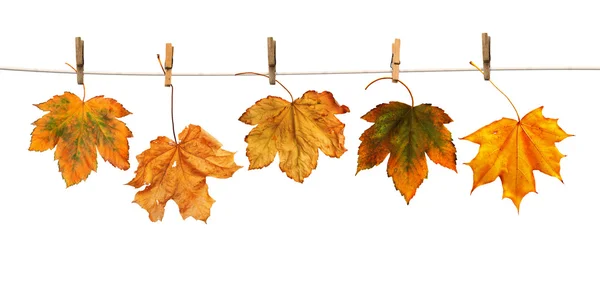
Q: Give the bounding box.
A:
[239,90,349,182]
[127,124,242,222]
[29,92,133,187]
[461,106,572,211]
[357,102,457,203]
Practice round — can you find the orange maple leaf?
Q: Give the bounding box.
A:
[29,92,133,187]
[357,102,457,202]
[461,106,573,211]
[127,124,242,222]
[239,91,349,182]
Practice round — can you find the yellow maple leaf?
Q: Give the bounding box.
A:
[29,92,133,187]
[127,124,241,222]
[239,90,349,182]
[461,106,573,210]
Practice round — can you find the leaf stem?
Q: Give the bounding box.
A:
[469,61,521,121]
[235,72,294,101]
[365,77,415,107]
[157,54,178,144]
[65,62,86,101]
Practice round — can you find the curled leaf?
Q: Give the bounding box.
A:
[127,124,241,222]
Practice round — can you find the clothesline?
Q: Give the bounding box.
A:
[1,66,599,77]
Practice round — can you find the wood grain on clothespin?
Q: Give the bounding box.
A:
[165,43,174,87]
[482,33,491,80]
[267,37,276,85]
[75,37,84,85]
[391,38,400,82]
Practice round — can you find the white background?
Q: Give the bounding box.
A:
[1,1,598,304]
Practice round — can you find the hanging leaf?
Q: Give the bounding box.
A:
[357,102,457,203]
[127,124,241,222]
[239,90,349,182]
[29,92,133,187]
[461,106,572,211]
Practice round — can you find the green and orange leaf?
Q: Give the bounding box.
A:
[29,92,133,187]
[127,124,242,222]
[357,102,457,203]
[461,106,572,211]
[239,90,349,182]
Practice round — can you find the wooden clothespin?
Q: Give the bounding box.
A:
[391,38,401,82]
[482,33,491,80]
[164,43,174,87]
[267,37,276,85]
[75,37,84,85]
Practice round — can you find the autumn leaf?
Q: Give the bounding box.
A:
[127,124,241,222]
[357,102,457,203]
[461,106,572,211]
[239,90,349,182]
[29,92,133,187]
